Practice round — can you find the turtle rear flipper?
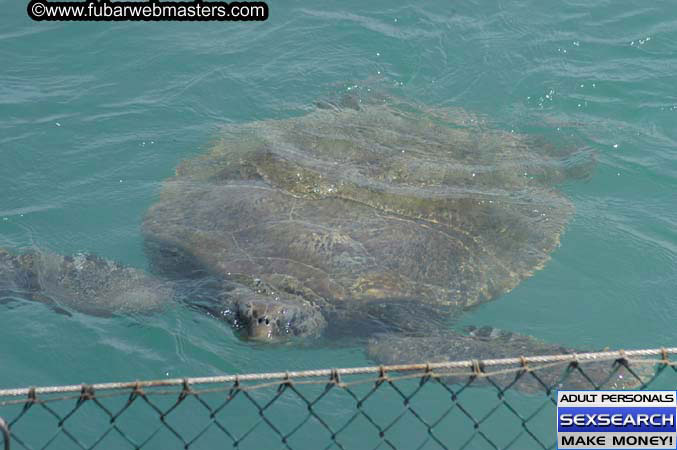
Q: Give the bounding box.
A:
[367,328,650,394]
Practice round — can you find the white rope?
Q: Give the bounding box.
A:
[0,347,674,397]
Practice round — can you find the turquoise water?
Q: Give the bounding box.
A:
[1,0,676,448]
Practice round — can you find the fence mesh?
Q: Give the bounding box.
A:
[2,348,677,450]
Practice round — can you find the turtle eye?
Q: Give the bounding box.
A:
[265,318,270,325]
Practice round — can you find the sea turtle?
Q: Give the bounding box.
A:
[0,95,640,391]
[139,95,642,390]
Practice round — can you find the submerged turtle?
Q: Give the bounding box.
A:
[139,95,641,390]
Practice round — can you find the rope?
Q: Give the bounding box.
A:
[0,346,674,398]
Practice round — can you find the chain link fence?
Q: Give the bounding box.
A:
[1,348,677,450]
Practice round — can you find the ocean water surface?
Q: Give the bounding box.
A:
[1,0,676,448]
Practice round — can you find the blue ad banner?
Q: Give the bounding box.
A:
[558,407,677,433]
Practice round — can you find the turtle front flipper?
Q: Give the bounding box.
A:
[367,327,651,394]
[0,248,40,300]
[1,248,173,317]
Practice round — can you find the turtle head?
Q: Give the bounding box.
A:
[228,289,327,342]
[237,297,288,341]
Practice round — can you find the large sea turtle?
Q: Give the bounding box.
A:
[0,96,641,390]
[138,95,641,389]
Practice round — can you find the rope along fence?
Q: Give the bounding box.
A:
[2,348,677,450]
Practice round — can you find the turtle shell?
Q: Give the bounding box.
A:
[144,99,587,322]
